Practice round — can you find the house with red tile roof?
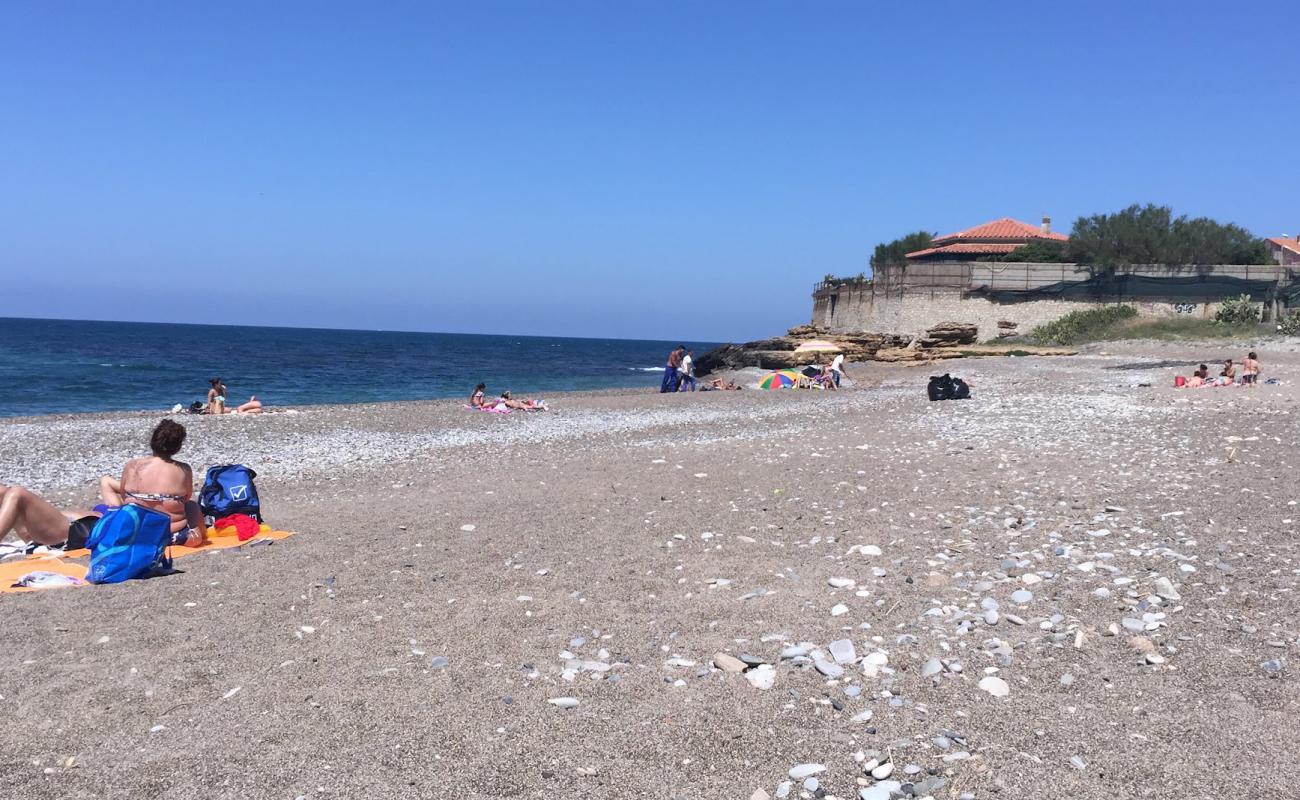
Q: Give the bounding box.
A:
[906,216,1068,261]
[1266,236,1300,266]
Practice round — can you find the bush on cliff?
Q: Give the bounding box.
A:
[1214,294,1261,325]
[1029,305,1139,344]
[1278,310,1300,336]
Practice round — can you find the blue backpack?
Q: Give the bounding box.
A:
[86,505,174,584]
[199,464,262,521]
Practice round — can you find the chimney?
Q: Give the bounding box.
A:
[1041,215,1051,234]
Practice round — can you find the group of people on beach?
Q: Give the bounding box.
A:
[1,420,207,552]
[468,384,548,412]
[1180,352,1263,388]
[660,345,697,393]
[661,344,843,393]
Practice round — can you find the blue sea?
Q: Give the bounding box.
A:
[0,318,718,418]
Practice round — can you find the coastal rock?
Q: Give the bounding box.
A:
[916,321,978,349]
[694,328,911,376]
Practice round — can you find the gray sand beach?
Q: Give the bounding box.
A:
[3,343,1298,799]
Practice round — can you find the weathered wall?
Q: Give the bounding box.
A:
[812,262,1290,338]
[813,289,1229,338]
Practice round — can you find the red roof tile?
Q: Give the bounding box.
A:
[932,217,1069,244]
[904,243,1021,259]
[1267,237,1300,255]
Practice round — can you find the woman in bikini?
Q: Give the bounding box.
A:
[99,419,207,547]
[1242,352,1260,386]
[1220,359,1237,385]
[207,378,263,415]
[497,391,547,411]
[470,383,488,408]
[0,485,101,549]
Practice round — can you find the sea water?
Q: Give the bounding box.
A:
[0,318,716,417]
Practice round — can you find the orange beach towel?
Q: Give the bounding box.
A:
[1,529,297,594]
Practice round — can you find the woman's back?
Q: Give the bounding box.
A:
[122,455,193,529]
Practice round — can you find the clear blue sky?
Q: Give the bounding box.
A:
[2,1,1295,342]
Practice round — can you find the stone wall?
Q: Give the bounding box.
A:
[812,289,1231,339]
[812,261,1288,338]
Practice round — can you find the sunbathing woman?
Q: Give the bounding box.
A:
[1220,359,1237,384]
[470,383,488,408]
[99,419,207,547]
[498,391,547,411]
[0,485,100,549]
[207,378,263,414]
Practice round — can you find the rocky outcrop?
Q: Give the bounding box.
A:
[697,321,1074,373]
[916,321,978,349]
[695,326,910,375]
[875,343,1077,362]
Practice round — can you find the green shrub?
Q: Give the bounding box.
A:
[1029,305,1139,345]
[1214,294,1260,325]
[1278,310,1300,336]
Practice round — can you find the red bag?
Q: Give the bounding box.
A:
[1174,376,1187,387]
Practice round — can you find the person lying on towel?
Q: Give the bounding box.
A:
[0,485,101,549]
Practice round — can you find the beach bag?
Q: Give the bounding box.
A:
[86,505,174,584]
[1174,375,1187,387]
[200,464,262,521]
[927,374,954,401]
[928,374,971,402]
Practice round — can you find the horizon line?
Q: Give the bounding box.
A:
[0,314,724,346]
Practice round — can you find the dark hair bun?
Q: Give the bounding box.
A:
[151,419,187,458]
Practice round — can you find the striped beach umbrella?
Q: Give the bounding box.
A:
[758,370,799,389]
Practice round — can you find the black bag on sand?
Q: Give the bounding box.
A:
[928,374,971,402]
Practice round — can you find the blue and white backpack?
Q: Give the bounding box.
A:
[86,505,174,584]
[199,464,262,521]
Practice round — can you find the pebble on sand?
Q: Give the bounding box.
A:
[788,763,825,780]
[547,697,580,708]
[978,676,1010,697]
[712,653,747,673]
[746,664,776,690]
